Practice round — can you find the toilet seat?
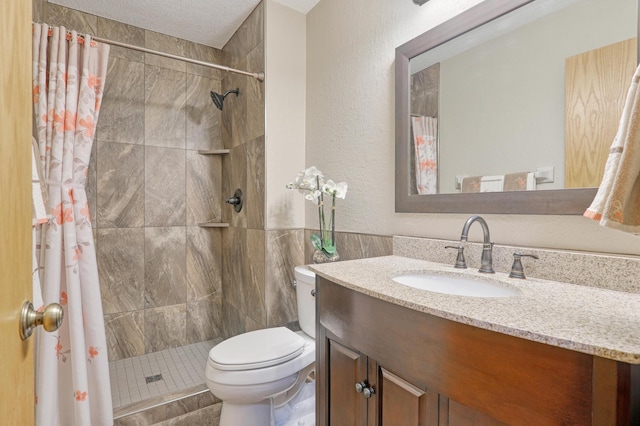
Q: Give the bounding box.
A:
[209,327,305,371]
[206,331,315,387]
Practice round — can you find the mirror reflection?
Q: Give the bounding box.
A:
[409,0,637,195]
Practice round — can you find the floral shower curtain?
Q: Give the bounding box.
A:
[32,23,113,425]
[411,116,438,194]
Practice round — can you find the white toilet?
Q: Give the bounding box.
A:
[206,265,316,426]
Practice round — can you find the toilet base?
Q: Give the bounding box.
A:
[219,400,271,426]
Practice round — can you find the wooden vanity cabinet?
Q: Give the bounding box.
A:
[316,277,640,425]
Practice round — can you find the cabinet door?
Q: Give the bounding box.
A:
[378,368,432,426]
[443,398,507,426]
[328,340,369,425]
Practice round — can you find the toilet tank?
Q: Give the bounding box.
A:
[294,266,316,338]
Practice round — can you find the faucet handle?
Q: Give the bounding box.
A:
[509,252,539,279]
[445,245,467,269]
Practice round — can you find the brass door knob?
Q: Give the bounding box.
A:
[20,301,64,340]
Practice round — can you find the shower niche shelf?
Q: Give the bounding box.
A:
[198,149,230,155]
[197,222,230,228]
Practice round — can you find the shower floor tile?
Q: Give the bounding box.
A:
[109,340,217,410]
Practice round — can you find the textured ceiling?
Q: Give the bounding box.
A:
[49,0,320,49]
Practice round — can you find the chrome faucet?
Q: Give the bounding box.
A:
[460,215,495,273]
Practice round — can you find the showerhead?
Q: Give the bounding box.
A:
[210,88,239,111]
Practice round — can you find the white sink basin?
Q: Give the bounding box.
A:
[392,273,519,298]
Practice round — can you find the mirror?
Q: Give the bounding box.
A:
[395,0,639,214]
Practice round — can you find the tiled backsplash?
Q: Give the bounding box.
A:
[394,236,640,294]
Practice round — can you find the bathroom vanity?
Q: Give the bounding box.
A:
[311,256,640,425]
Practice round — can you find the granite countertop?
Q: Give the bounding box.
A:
[308,255,640,364]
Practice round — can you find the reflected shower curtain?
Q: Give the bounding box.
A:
[32,23,113,425]
[411,116,438,194]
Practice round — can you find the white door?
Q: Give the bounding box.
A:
[0,0,35,423]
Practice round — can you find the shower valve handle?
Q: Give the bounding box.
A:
[225,189,243,213]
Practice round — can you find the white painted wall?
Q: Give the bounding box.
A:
[438,0,636,193]
[265,0,307,229]
[306,0,640,256]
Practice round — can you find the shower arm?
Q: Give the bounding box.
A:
[92,36,265,82]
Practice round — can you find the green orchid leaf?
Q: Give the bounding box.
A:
[322,243,336,255]
[310,233,322,251]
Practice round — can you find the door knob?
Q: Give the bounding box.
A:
[20,301,64,340]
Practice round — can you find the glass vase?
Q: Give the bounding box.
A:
[313,249,340,264]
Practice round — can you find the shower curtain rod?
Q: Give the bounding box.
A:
[92,36,265,81]
[33,22,264,81]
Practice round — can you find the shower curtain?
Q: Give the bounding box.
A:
[411,116,438,194]
[32,23,113,425]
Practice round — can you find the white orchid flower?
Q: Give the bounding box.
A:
[304,190,322,205]
[288,166,325,191]
[322,180,348,199]
[285,166,347,259]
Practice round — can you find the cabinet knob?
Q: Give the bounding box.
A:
[355,381,375,398]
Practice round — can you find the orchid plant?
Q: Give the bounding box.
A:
[286,166,348,258]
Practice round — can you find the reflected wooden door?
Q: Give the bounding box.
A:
[565,38,637,188]
[0,0,35,423]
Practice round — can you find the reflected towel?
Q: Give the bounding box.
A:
[461,176,481,193]
[584,64,640,234]
[504,172,536,191]
[461,175,506,192]
[31,137,48,226]
[480,175,504,192]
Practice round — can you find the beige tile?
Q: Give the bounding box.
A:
[243,229,266,327]
[186,75,222,151]
[145,147,186,227]
[245,135,265,230]
[144,305,187,352]
[185,42,225,80]
[145,30,187,72]
[96,17,145,62]
[96,142,144,228]
[153,402,221,426]
[304,230,393,264]
[186,226,222,302]
[222,2,263,67]
[105,311,145,361]
[245,42,265,143]
[44,2,97,34]
[145,65,187,149]
[222,227,245,311]
[187,296,223,343]
[186,151,222,225]
[222,300,244,338]
[265,230,305,328]
[144,227,186,308]
[97,57,145,145]
[33,0,45,23]
[223,145,247,228]
[97,228,145,314]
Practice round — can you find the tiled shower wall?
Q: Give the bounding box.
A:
[34,0,226,361]
[219,2,307,337]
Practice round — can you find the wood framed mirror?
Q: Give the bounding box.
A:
[395,0,639,214]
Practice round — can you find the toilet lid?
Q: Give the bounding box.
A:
[208,327,306,371]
